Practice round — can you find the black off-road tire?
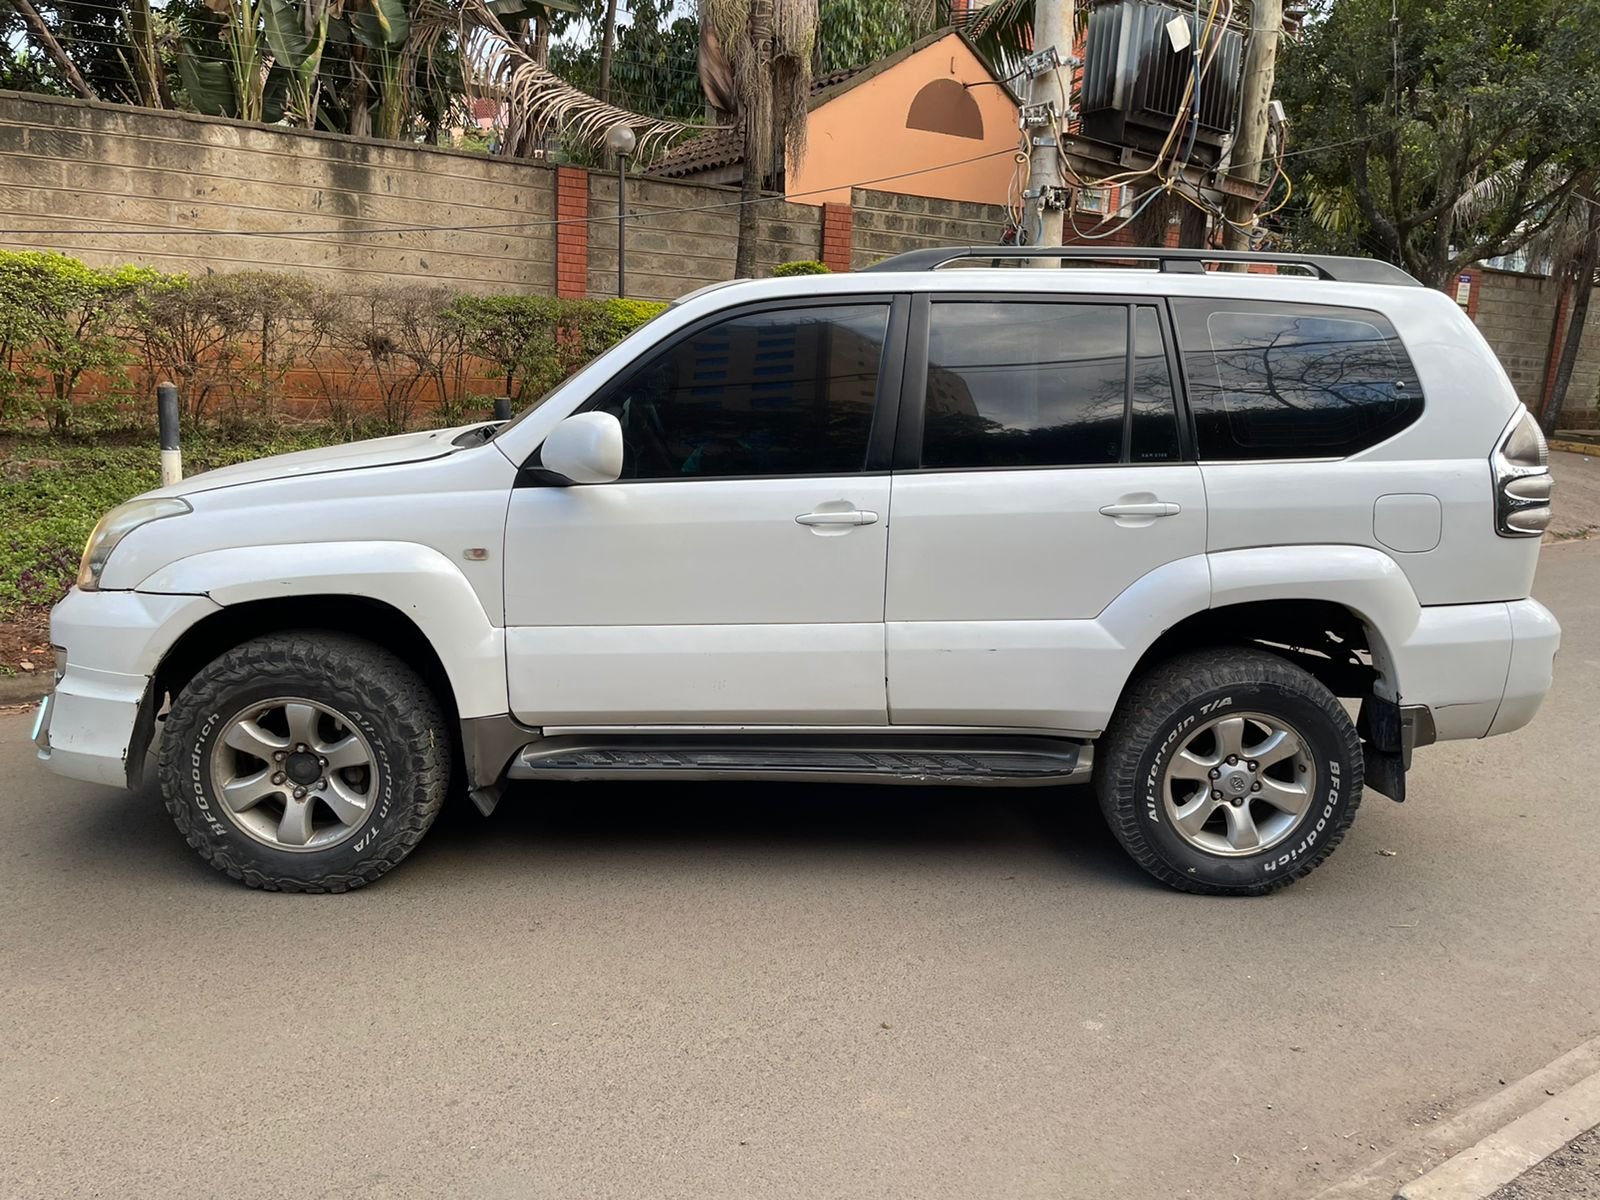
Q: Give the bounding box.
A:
[1095,647,1364,896]
[157,631,452,892]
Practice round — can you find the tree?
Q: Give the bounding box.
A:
[1281,0,1600,289]
[548,0,703,121]
[1500,170,1600,433]
[700,0,817,276]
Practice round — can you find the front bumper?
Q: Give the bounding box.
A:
[35,588,219,789]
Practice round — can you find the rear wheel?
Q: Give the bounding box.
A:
[1096,648,1363,895]
[157,631,452,892]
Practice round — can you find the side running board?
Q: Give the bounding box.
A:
[505,734,1093,787]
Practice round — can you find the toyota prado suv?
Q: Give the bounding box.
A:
[33,247,1561,895]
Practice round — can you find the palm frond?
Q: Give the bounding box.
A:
[465,0,691,159]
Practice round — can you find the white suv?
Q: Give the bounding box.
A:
[33,247,1561,895]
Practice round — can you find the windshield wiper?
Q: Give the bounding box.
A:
[451,424,499,447]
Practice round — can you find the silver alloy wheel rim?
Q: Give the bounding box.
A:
[1161,711,1317,857]
[208,697,380,853]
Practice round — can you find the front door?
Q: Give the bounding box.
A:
[885,297,1208,730]
[503,298,905,727]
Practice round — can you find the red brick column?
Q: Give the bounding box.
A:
[821,202,853,273]
[555,166,589,298]
[1539,281,1573,422]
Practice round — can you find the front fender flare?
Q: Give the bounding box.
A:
[137,541,507,719]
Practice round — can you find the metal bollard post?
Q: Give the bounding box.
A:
[493,395,512,421]
[157,381,182,486]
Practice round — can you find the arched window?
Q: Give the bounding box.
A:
[906,78,985,140]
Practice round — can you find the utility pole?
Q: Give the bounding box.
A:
[1223,0,1283,251]
[1022,0,1075,249]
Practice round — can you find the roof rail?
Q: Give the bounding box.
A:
[860,246,1422,287]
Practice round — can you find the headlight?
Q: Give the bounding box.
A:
[77,497,192,591]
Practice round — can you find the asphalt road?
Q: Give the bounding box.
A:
[3,542,1598,1200]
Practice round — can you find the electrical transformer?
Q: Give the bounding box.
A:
[1080,0,1246,168]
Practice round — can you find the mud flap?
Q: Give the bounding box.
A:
[1358,695,1408,803]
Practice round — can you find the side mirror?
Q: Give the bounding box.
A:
[539,411,624,484]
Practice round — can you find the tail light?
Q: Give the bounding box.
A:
[1493,407,1553,537]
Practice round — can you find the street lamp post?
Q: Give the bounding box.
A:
[605,125,637,299]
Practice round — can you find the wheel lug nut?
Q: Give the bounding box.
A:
[295,744,306,753]
[1231,796,1244,807]
[1227,755,1238,765]
[1212,789,1223,801]
[293,787,307,800]
[273,751,285,761]
[317,779,328,790]
[1251,781,1262,792]
[271,772,285,785]
[1248,760,1258,770]
[1209,768,1220,779]
[317,757,327,767]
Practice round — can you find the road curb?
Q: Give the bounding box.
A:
[1395,1070,1600,1199]
[1312,1035,1600,1200]
[0,675,47,705]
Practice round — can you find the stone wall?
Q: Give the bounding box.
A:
[0,91,557,293]
[585,173,822,302]
[8,91,1599,425]
[1470,268,1600,425]
[849,188,1011,269]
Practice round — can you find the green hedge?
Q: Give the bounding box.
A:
[0,250,668,436]
[772,260,832,276]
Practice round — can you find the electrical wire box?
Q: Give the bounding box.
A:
[1080,0,1246,168]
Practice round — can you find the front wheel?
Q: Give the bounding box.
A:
[156,631,453,892]
[1096,648,1364,895]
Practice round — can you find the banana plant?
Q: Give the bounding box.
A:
[178,0,288,122]
[263,0,339,127]
[348,0,410,140]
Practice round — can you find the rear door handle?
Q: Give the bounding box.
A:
[1099,501,1181,518]
[796,509,879,526]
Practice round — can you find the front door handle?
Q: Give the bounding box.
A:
[796,509,879,527]
[1099,501,1181,518]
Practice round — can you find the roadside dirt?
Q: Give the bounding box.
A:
[0,607,49,682]
[1490,1125,1600,1200]
[1549,450,1600,542]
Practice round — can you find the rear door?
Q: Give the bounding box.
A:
[884,295,1207,730]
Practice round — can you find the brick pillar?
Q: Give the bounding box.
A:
[1539,280,1574,421]
[556,166,589,299]
[821,202,853,273]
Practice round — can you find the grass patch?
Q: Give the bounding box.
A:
[0,428,349,619]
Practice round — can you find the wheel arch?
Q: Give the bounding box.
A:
[136,541,507,719]
[1127,598,1391,703]
[152,595,461,728]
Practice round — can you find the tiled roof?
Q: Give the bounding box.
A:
[649,125,745,178]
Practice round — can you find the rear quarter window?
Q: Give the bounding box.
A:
[1172,300,1424,460]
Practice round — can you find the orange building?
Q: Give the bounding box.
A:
[649,29,1021,210]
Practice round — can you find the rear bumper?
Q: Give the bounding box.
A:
[35,588,219,789]
[1489,598,1562,737]
[1394,598,1560,742]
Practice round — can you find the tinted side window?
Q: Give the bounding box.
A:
[587,304,889,479]
[1131,306,1181,463]
[922,302,1127,468]
[1172,300,1424,460]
